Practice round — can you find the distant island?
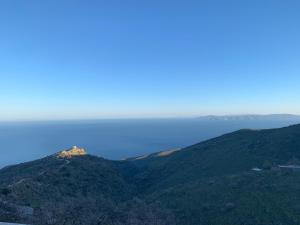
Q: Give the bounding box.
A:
[198,114,300,121]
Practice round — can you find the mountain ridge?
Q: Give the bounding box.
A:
[197,114,300,121]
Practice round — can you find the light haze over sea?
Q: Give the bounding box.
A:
[1,117,300,168]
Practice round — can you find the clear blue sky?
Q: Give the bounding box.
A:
[1,0,300,120]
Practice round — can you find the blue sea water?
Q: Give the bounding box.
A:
[0,118,299,168]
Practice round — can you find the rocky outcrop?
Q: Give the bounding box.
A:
[57,146,87,158]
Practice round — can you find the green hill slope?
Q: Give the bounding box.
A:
[0,152,173,225]
[129,124,300,224]
[130,124,300,191]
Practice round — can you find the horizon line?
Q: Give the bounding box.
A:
[0,113,300,123]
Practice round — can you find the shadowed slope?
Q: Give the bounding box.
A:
[130,124,300,191]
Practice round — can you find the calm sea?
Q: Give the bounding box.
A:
[0,118,299,167]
